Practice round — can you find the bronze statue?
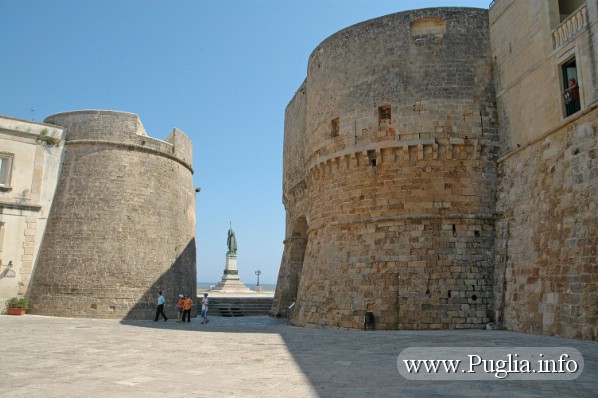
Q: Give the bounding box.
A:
[227,223,237,255]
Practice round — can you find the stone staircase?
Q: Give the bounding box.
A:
[205,297,274,317]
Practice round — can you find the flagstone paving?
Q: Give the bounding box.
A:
[1,315,596,397]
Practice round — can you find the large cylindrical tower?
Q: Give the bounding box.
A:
[273,8,499,330]
[29,110,196,319]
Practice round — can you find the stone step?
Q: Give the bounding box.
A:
[201,297,274,317]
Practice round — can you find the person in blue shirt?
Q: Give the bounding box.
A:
[201,293,209,324]
[154,290,168,322]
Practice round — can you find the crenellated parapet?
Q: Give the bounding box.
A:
[307,137,490,175]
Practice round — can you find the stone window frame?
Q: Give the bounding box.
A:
[559,52,582,118]
[0,152,14,191]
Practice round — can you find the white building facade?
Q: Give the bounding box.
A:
[0,116,64,307]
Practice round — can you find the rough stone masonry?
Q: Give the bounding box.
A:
[273,4,598,340]
[28,110,197,319]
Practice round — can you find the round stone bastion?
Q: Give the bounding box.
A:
[29,110,197,319]
[273,7,500,330]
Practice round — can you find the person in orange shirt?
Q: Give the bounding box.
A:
[182,295,193,323]
[176,294,185,322]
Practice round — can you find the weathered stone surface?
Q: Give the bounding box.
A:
[28,110,196,319]
[274,2,598,340]
[489,0,598,340]
[495,108,598,340]
[273,8,499,331]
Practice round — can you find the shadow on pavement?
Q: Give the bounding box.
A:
[119,315,598,397]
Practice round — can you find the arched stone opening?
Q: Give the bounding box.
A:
[271,216,308,317]
[288,217,308,305]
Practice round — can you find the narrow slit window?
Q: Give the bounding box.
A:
[367,150,377,167]
[378,105,391,124]
[331,117,340,137]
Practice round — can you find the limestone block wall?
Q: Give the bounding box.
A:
[294,144,498,330]
[28,110,196,319]
[495,106,598,340]
[274,8,500,330]
[283,81,308,195]
[303,8,495,166]
[272,82,309,316]
[489,0,598,340]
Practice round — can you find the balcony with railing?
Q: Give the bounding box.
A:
[552,4,588,49]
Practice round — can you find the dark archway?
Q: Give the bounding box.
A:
[288,217,308,305]
[270,216,308,317]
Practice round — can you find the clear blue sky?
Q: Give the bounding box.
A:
[1,0,489,284]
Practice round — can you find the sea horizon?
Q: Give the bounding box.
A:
[197,282,276,288]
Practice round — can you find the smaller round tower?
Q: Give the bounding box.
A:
[29,110,196,319]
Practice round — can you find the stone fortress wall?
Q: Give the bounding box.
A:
[491,0,597,340]
[28,110,197,319]
[273,8,500,330]
[274,2,597,340]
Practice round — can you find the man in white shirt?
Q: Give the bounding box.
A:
[154,290,168,322]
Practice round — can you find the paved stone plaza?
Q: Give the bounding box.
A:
[1,315,597,397]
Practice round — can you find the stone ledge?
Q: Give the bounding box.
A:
[66,139,194,173]
[0,201,41,212]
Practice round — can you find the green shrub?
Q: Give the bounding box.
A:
[38,128,61,146]
[7,296,29,309]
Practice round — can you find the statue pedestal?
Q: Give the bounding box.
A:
[211,254,255,293]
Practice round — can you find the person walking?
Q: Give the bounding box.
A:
[182,294,193,323]
[176,294,184,322]
[154,290,168,322]
[201,293,209,324]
